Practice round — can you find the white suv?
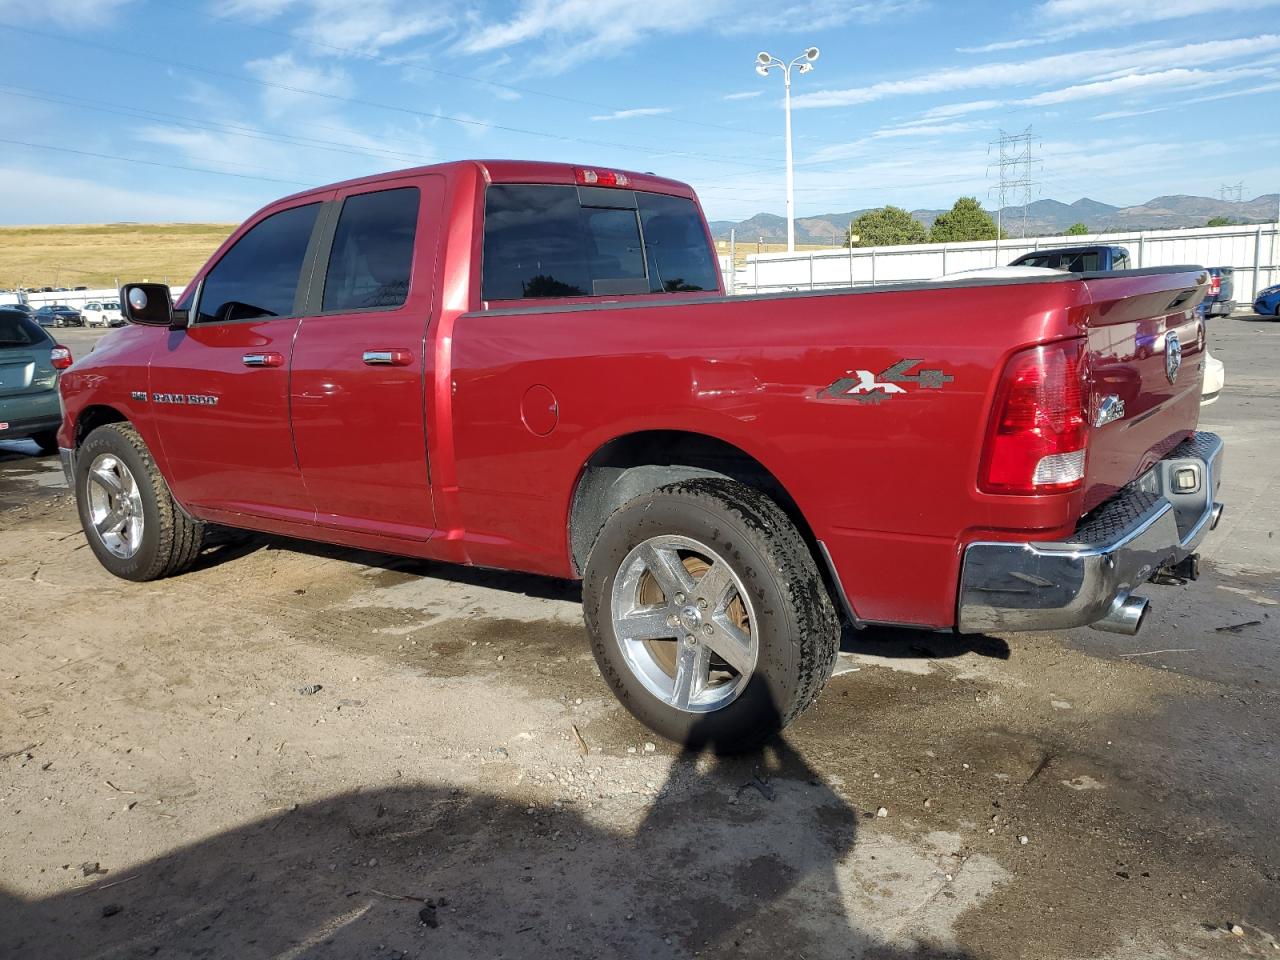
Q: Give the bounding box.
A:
[82,300,123,327]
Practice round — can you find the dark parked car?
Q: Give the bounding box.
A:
[0,301,33,315]
[33,304,85,327]
[0,309,73,452]
[1009,245,1131,272]
[1254,283,1280,317]
[1199,267,1235,318]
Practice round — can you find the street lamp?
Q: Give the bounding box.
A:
[756,46,819,253]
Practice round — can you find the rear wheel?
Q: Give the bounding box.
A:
[583,478,839,752]
[75,423,204,581]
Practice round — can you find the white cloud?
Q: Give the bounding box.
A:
[0,166,251,223]
[589,107,672,121]
[458,0,921,74]
[960,0,1280,53]
[221,0,453,54]
[0,0,129,26]
[722,91,764,101]
[244,52,352,118]
[792,34,1280,108]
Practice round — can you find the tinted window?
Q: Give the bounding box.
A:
[1064,252,1100,272]
[483,185,599,300]
[1113,253,1131,270]
[197,202,320,324]
[637,192,718,292]
[483,185,719,300]
[1014,254,1053,269]
[0,312,48,346]
[322,187,419,311]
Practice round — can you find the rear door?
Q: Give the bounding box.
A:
[287,175,442,541]
[149,196,330,520]
[1081,270,1205,510]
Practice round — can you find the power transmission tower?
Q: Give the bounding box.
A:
[1218,181,1244,204]
[987,127,1041,258]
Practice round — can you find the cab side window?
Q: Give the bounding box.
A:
[322,187,420,312]
[197,203,320,324]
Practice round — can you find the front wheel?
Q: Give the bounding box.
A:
[75,423,204,581]
[583,478,839,752]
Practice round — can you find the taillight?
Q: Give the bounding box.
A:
[575,167,631,188]
[50,345,73,370]
[980,339,1088,495]
[1208,274,1222,296]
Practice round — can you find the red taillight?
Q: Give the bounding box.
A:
[50,345,73,370]
[575,167,631,188]
[1208,274,1222,296]
[980,339,1088,495]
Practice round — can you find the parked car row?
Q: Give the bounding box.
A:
[34,304,85,327]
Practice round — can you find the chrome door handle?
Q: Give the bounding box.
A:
[242,352,283,367]
[362,348,413,366]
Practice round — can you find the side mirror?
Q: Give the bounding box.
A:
[121,283,187,330]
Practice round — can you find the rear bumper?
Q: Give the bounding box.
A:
[957,432,1223,634]
[0,392,62,439]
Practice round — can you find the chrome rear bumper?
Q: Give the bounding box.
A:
[957,432,1223,635]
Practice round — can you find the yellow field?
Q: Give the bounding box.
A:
[712,240,841,267]
[0,223,235,291]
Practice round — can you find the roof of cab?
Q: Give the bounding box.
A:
[270,160,698,208]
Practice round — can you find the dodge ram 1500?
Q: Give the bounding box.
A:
[58,160,1224,749]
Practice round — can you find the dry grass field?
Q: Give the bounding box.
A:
[713,239,840,268]
[0,223,234,290]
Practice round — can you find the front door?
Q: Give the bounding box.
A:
[148,198,328,521]
[288,176,440,540]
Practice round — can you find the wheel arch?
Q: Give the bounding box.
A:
[566,430,848,617]
[73,404,129,446]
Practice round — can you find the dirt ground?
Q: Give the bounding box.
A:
[1,319,1278,959]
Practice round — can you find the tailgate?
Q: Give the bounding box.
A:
[0,349,44,397]
[1081,268,1207,512]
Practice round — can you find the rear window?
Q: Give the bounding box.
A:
[482,184,718,301]
[0,312,48,346]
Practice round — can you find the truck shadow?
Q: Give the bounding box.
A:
[0,713,979,960]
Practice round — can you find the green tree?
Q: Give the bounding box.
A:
[846,206,928,247]
[1064,222,1089,236]
[1206,216,1234,227]
[929,197,1001,242]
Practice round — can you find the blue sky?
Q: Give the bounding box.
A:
[0,0,1278,225]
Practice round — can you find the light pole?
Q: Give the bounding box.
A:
[756,47,819,253]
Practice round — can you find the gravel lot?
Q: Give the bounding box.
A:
[2,316,1278,959]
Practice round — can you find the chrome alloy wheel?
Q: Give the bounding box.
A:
[610,535,759,713]
[85,453,145,559]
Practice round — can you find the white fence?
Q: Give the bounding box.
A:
[8,286,187,310]
[728,222,1280,304]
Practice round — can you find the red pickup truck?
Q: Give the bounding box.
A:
[57,160,1224,749]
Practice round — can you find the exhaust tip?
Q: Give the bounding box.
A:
[1092,594,1150,636]
[1210,503,1224,530]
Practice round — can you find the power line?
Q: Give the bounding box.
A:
[156,0,784,145]
[0,136,313,187]
[0,22,789,174]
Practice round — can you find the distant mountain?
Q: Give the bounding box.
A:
[709,193,1279,244]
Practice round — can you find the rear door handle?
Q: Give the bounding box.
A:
[363,349,414,366]
[242,352,283,367]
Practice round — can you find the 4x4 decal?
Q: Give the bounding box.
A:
[819,359,954,405]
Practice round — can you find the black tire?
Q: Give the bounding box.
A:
[30,430,59,454]
[583,478,839,752]
[75,423,205,581]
